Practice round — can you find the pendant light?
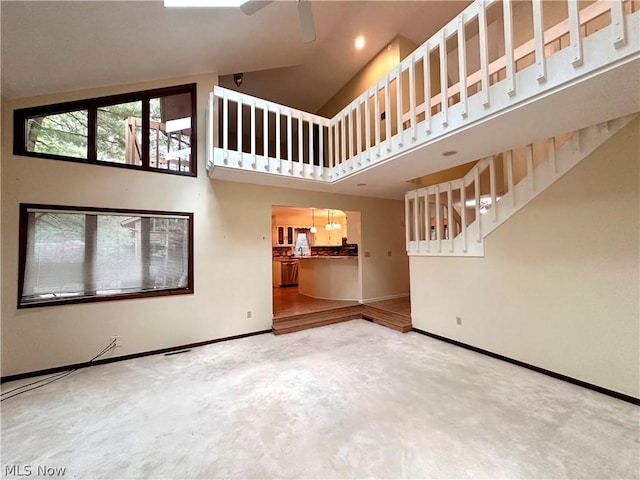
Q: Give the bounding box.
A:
[325,209,332,231]
[310,208,317,233]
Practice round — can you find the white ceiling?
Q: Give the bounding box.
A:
[0,0,469,112]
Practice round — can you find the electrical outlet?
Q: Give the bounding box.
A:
[247,311,252,319]
[110,335,122,348]
[364,251,371,258]
[456,317,462,326]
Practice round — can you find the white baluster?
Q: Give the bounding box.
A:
[237,96,243,166]
[489,155,497,222]
[425,189,431,253]
[328,121,333,173]
[423,45,432,134]
[439,30,449,127]
[250,101,256,168]
[275,107,281,162]
[396,66,404,147]
[506,150,515,207]
[405,194,411,253]
[409,55,417,140]
[263,107,269,170]
[384,75,392,152]
[460,183,467,253]
[532,0,547,82]
[207,92,214,163]
[474,166,481,242]
[503,0,516,95]
[309,117,314,176]
[341,112,346,171]
[349,105,355,164]
[319,122,324,175]
[458,13,468,118]
[365,92,371,161]
[356,101,363,166]
[286,112,292,173]
[334,122,340,172]
[447,183,454,252]
[478,0,490,106]
[298,114,304,173]
[435,184,442,252]
[222,92,229,163]
[413,191,420,253]
[567,0,583,67]
[374,84,381,157]
[610,0,627,48]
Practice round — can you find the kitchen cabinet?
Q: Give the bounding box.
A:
[274,225,296,246]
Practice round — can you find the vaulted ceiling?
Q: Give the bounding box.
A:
[1,1,469,111]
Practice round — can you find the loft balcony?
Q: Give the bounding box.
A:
[207,0,640,199]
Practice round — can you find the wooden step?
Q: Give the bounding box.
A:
[361,304,412,333]
[272,305,363,335]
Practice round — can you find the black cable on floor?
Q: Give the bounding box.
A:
[1,339,117,402]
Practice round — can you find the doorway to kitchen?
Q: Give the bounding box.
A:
[271,205,363,333]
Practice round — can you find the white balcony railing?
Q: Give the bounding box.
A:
[208,0,639,184]
[404,114,637,256]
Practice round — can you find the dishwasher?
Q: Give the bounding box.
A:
[280,259,299,287]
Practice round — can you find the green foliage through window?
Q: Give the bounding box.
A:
[14,84,196,176]
[19,205,194,308]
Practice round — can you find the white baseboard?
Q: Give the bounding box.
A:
[300,293,361,302]
[361,293,410,304]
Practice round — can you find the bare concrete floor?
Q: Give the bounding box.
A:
[2,320,638,479]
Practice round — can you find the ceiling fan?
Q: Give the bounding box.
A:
[240,0,316,43]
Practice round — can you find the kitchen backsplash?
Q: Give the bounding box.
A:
[272,244,358,258]
[272,246,293,258]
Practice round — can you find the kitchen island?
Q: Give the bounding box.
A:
[297,256,360,301]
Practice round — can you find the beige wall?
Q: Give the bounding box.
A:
[410,118,640,397]
[1,75,409,377]
[317,36,406,118]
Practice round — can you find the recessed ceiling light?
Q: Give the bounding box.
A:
[164,0,247,7]
[442,150,457,157]
[356,183,367,187]
[355,36,366,50]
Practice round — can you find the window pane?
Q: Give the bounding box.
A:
[148,217,189,289]
[15,84,196,176]
[149,93,192,172]
[20,206,192,307]
[23,213,87,300]
[97,101,143,166]
[26,110,88,158]
[95,215,140,294]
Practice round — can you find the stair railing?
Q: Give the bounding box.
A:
[403,113,640,258]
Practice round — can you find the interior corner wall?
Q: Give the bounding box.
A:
[410,118,640,398]
[316,36,404,118]
[0,75,409,377]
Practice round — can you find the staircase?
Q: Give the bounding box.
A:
[272,297,412,334]
[405,115,638,256]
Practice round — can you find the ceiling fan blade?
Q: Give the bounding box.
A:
[240,0,272,16]
[297,0,316,43]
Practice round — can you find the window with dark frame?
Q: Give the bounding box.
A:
[18,204,194,308]
[14,84,197,176]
